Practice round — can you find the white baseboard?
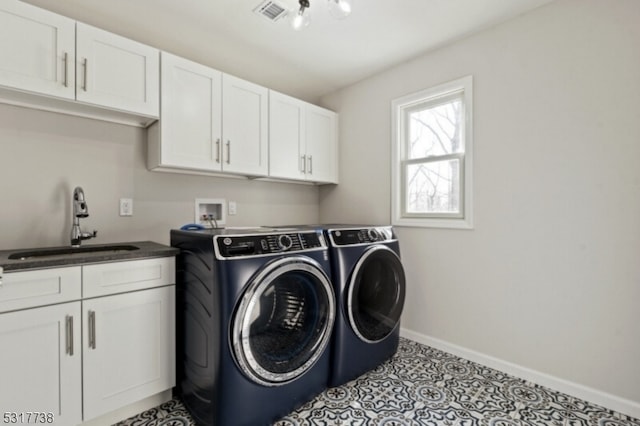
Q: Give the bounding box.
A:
[400,328,640,420]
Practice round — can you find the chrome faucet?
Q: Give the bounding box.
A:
[71,186,97,247]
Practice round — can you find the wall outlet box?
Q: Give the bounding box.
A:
[195,198,226,228]
[119,198,133,216]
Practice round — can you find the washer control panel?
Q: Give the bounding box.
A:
[329,227,394,246]
[216,230,325,258]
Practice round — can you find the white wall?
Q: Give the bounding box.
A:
[321,0,640,410]
[0,104,320,250]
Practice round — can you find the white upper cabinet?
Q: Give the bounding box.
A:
[222,74,269,176]
[150,52,222,172]
[76,23,159,118]
[0,0,159,126]
[269,91,306,180]
[269,90,338,184]
[0,0,75,99]
[305,103,338,183]
[148,52,268,177]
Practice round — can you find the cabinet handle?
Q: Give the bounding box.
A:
[226,140,231,164]
[63,52,69,88]
[215,139,221,163]
[82,58,88,92]
[0,266,3,288]
[66,315,74,356]
[308,155,313,175]
[301,155,306,173]
[88,310,96,349]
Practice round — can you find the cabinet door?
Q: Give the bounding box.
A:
[0,0,75,100]
[0,302,82,425]
[222,74,268,176]
[306,104,338,184]
[76,22,159,117]
[82,286,175,421]
[155,52,223,171]
[269,90,306,180]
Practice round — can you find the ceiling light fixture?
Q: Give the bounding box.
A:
[327,0,352,19]
[291,0,353,31]
[291,0,311,31]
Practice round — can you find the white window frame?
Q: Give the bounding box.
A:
[391,75,473,229]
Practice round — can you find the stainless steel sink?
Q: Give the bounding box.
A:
[8,244,140,260]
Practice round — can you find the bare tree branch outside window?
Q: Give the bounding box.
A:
[406,98,462,214]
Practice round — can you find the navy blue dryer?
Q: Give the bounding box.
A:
[325,226,406,387]
[171,228,335,426]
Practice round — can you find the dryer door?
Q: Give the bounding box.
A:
[347,245,406,343]
[231,256,335,386]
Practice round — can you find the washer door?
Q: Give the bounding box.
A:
[231,256,335,386]
[347,245,406,343]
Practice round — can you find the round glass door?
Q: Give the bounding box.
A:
[347,245,406,343]
[231,256,335,386]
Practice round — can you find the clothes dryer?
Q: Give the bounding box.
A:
[325,225,406,387]
[171,228,335,426]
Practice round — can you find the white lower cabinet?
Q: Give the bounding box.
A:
[0,302,83,425]
[0,257,175,425]
[82,286,175,421]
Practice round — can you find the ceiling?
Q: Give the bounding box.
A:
[23,0,555,102]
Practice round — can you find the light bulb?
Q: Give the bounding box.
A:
[327,0,352,19]
[291,5,310,30]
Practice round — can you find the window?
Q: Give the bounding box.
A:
[391,76,473,229]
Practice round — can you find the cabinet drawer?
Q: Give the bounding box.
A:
[0,267,82,313]
[83,257,175,298]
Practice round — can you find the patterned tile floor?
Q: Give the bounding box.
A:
[116,338,640,426]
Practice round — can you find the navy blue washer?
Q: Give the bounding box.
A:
[324,226,406,387]
[171,228,335,426]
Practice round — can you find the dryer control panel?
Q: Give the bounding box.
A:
[329,227,394,246]
[215,231,326,258]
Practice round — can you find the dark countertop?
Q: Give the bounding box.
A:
[0,241,179,272]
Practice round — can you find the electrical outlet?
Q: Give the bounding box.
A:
[119,198,133,216]
[228,201,237,215]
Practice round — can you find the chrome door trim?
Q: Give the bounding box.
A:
[231,256,335,386]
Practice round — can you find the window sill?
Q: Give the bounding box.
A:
[392,216,474,229]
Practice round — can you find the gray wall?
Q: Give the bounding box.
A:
[320,0,640,407]
[0,104,320,250]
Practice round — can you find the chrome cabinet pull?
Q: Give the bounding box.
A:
[0,266,3,288]
[63,52,69,88]
[301,155,306,173]
[308,155,313,174]
[65,315,74,356]
[215,138,221,163]
[82,58,88,92]
[226,140,231,164]
[88,310,96,349]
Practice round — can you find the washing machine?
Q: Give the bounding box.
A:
[324,225,406,387]
[171,228,335,426]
